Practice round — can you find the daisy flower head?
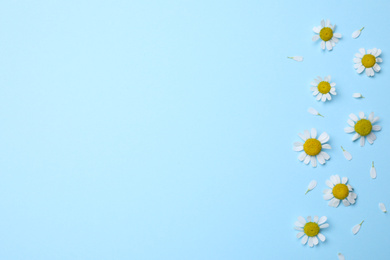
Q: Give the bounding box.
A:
[295,216,328,247]
[312,19,342,51]
[344,112,382,146]
[310,76,336,102]
[323,175,357,207]
[293,128,331,167]
[354,48,382,77]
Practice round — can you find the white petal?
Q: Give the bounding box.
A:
[317,153,325,165]
[326,41,332,50]
[359,48,366,55]
[312,35,320,41]
[347,119,355,127]
[329,198,340,208]
[366,134,374,144]
[301,235,308,245]
[304,155,311,164]
[372,125,381,131]
[295,221,304,227]
[298,216,306,225]
[360,136,365,146]
[343,150,352,161]
[308,180,317,191]
[294,226,303,231]
[298,152,307,161]
[321,41,325,50]
[342,199,351,206]
[352,93,363,98]
[304,130,310,139]
[352,223,362,235]
[321,20,325,28]
[347,184,353,191]
[311,128,317,138]
[317,233,326,242]
[333,32,342,38]
[366,67,374,77]
[376,57,383,63]
[311,156,317,167]
[318,216,327,225]
[324,75,331,82]
[293,145,303,151]
[308,107,318,115]
[316,93,322,101]
[308,237,314,247]
[313,216,319,223]
[338,253,345,260]
[319,223,329,229]
[352,30,361,38]
[353,58,361,63]
[331,175,341,185]
[359,111,365,119]
[323,189,332,194]
[313,26,321,33]
[307,216,312,222]
[368,132,376,142]
[370,163,377,179]
[294,141,303,147]
[375,49,382,57]
[379,203,387,213]
[326,180,334,188]
[292,56,304,62]
[342,177,348,184]
[355,52,363,58]
[312,236,319,245]
[322,144,331,149]
[344,127,355,133]
[325,19,330,27]
[349,113,358,122]
[373,63,381,72]
[372,116,380,124]
[318,132,329,144]
[321,94,326,102]
[357,65,365,74]
[326,93,331,101]
[323,193,333,200]
[320,151,330,160]
[297,232,305,238]
[352,133,360,141]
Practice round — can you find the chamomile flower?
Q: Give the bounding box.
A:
[344,112,382,146]
[293,128,331,167]
[295,216,328,247]
[312,19,342,51]
[354,48,382,77]
[310,76,336,102]
[323,175,357,207]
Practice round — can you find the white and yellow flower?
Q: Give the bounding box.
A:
[354,48,382,77]
[293,128,331,167]
[344,112,382,146]
[310,76,336,102]
[312,19,342,50]
[295,216,328,247]
[323,175,357,207]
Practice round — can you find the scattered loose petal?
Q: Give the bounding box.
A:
[308,107,324,117]
[341,146,352,161]
[379,203,387,213]
[305,180,317,194]
[352,220,364,235]
[370,161,377,179]
[352,27,364,39]
[352,93,364,98]
[338,253,346,260]
[288,56,304,62]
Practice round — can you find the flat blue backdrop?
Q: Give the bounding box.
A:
[1,0,389,259]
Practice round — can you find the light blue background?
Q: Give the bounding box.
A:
[1,0,389,259]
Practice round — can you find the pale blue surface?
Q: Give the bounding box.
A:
[1,0,389,259]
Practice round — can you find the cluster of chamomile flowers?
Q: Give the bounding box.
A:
[290,19,384,252]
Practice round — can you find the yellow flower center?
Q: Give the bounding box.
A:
[317,81,331,94]
[354,119,372,136]
[304,222,320,237]
[303,138,322,156]
[319,27,333,41]
[332,184,349,200]
[361,54,376,68]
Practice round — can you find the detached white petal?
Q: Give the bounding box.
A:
[352,27,364,39]
[352,93,364,98]
[306,180,317,194]
[288,56,303,62]
[308,107,324,117]
[338,253,346,260]
[352,221,364,235]
[379,203,387,213]
[370,161,377,179]
[341,146,352,161]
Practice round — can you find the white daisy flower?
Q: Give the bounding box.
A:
[323,175,357,207]
[312,19,342,51]
[288,56,303,62]
[354,48,382,77]
[293,128,331,167]
[310,76,336,102]
[295,216,328,247]
[344,112,382,146]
